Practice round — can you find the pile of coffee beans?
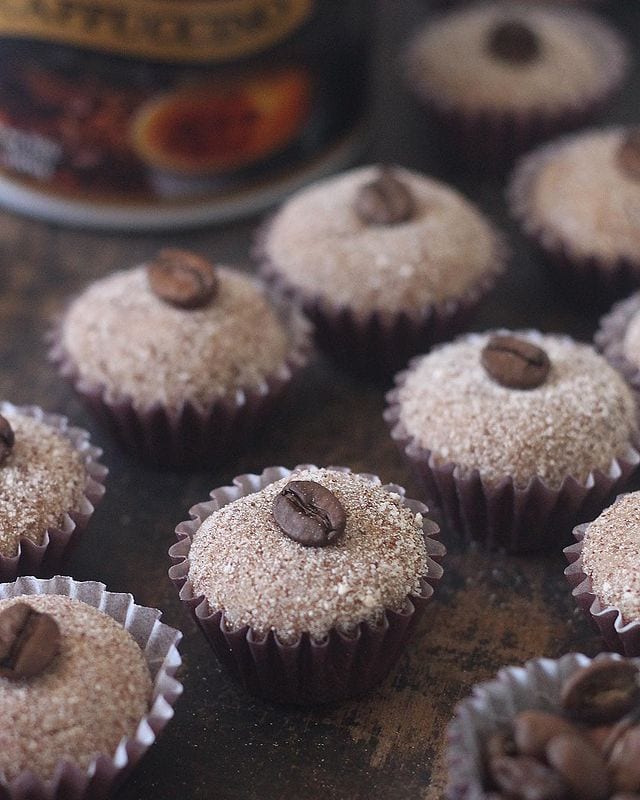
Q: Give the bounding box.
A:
[484,660,640,800]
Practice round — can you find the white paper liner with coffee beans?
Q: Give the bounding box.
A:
[385,330,640,552]
[168,465,445,705]
[447,653,640,800]
[0,402,107,580]
[0,576,182,800]
[48,251,313,470]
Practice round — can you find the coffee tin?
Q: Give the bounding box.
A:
[0,0,370,228]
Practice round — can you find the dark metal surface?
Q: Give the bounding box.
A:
[1,2,639,798]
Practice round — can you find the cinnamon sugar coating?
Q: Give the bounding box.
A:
[60,266,292,412]
[188,468,429,643]
[0,411,86,557]
[582,492,640,623]
[0,594,151,782]
[396,332,638,489]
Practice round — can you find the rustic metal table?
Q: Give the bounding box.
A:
[1,2,639,798]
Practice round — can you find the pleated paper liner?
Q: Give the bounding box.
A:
[565,518,640,656]
[404,5,629,170]
[509,128,640,305]
[168,465,445,705]
[0,402,107,581]
[48,297,313,470]
[446,652,633,800]
[0,576,182,800]
[385,363,640,553]
[595,293,640,394]
[256,228,507,381]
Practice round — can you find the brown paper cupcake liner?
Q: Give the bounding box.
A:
[256,223,507,379]
[384,345,640,552]
[0,402,107,582]
[595,292,640,394]
[564,516,640,655]
[0,575,182,800]
[168,464,445,705]
[404,7,629,169]
[48,296,313,470]
[509,128,640,303]
[446,651,630,800]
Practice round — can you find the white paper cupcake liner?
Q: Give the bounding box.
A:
[446,652,634,800]
[0,576,182,800]
[169,464,445,705]
[48,292,313,469]
[0,402,107,580]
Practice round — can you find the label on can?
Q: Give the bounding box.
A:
[0,0,314,62]
[0,0,369,227]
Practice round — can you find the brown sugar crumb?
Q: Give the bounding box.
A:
[0,411,87,557]
[61,266,292,412]
[582,492,640,623]
[397,333,638,489]
[0,594,151,782]
[188,468,429,644]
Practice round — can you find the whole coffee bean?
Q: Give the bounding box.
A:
[513,710,582,759]
[546,733,610,800]
[0,414,14,465]
[587,723,619,753]
[609,726,640,792]
[489,755,568,800]
[481,335,551,390]
[561,661,640,724]
[486,730,517,760]
[618,129,640,183]
[354,167,414,226]
[147,248,218,309]
[272,480,347,547]
[487,20,540,64]
[0,603,60,679]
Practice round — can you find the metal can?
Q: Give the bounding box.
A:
[0,0,370,228]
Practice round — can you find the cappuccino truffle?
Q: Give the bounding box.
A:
[0,410,86,557]
[581,492,640,624]
[394,332,637,488]
[53,256,311,467]
[0,403,105,578]
[259,165,504,374]
[188,467,429,643]
[60,265,293,412]
[404,4,628,163]
[261,165,502,317]
[511,128,640,289]
[0,593,151,782]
